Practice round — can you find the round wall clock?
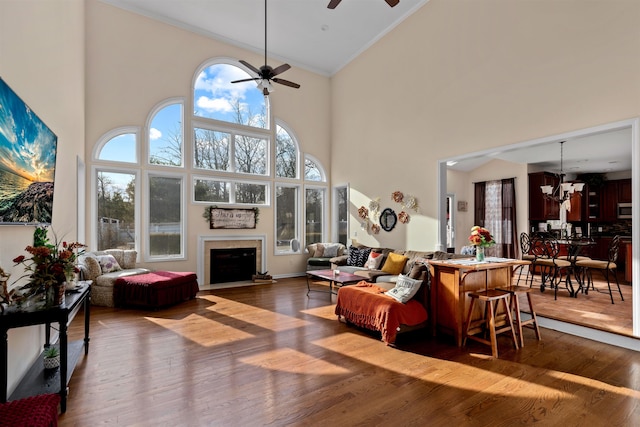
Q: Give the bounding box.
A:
[379,208,397,232]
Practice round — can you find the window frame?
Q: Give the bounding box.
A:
[146,97,185,168]
[94,126,141,165]
[304,184,328,246]
[274,183,301,255]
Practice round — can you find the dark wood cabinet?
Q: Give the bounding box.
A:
[586,185,603,222]
[618,179,632,203]
[602,181,618,221]
[528,172,560,221]
[566,186,583,222]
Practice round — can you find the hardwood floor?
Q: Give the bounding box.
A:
[517,269,633,336]
[59,278,640,426]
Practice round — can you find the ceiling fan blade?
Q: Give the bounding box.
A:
[271,63,291,77]
[231,77,260,84]
[272,78,300,89]
[386,0,400,6]
[239,60,262,76]
[327,0,341,9]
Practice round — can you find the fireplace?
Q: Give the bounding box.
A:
[210,248,257,284]
[198,235,265,287]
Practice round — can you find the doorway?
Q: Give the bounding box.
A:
[437,118,639,342]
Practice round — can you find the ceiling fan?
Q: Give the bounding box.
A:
[328,0,399,8]
[231,0,300,96]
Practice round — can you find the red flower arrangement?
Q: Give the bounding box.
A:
[12,227,85,299]
[468,226,495,248]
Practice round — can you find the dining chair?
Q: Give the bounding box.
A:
[516,232,536,286]
[575,235,624,304]
[533,237,573,299]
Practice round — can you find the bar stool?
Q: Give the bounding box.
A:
[496,284,542,348]
[463,289,519,358]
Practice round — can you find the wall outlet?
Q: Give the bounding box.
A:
[354,231,357,237]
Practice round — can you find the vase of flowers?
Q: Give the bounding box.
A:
[468,226,495,262]
[12,227,85,307]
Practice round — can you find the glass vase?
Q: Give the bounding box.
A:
[475,246,485,262]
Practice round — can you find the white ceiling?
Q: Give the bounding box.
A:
[448,127,633,175]
[100,0,632,175]
[101,0,429,76]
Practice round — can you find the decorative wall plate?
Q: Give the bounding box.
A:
[379,208,397,232]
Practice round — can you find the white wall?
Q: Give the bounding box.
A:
[0,0,85,395]
[331,0,640,252]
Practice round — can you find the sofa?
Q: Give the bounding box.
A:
[329,243,468,290]
[305,242,347,271]
[77,249,150,307]
[332,243,470,344]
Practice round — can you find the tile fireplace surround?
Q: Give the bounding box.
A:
[197,235,266,288]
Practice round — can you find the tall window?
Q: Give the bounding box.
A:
[192,62,271,207]
[276,124,298,178]
[474,178,517,258]
[96,170,137,251]
[333,186,348,245]
[148,174,184,257]
[305,187,326,245]
[276,185,299,253]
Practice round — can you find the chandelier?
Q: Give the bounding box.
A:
[539,141,584,209]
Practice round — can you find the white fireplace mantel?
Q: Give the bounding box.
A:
[197,234,266,288]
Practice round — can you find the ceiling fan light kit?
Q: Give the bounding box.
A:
[230,0,300,96]
[328,0,399,9]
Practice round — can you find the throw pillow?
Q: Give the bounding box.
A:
[122,250,137,269]
[96,254,122,274]
[322,243,341,258]
[347,247,372,267]
[314,244,326,258]
[386,274,423,303]
[381,252,409,275]
[409,263,427,279]
[364,251,384,270]
[306,243,318,257]
[78,255,102,281]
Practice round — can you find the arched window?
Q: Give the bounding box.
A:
[275,123,299,178]
[193,62,268,129]
[304,155,326,182]
[148,100,184,167]
[96,127,139,163]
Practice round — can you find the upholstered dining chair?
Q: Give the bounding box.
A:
[575,235,623,304]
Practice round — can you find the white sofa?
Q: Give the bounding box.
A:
[77,249,149,307]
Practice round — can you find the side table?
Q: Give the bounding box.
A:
[1,281,91,413]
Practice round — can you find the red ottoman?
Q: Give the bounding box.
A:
[0,393,60,427]
[114,271,199,309]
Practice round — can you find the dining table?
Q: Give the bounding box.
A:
[557,238,596,296]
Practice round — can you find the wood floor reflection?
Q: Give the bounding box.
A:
[517,269,633,336]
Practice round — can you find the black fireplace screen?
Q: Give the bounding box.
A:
[210,248,257,284]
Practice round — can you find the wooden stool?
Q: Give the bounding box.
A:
[463,289,518,358]
[497,284,542,348]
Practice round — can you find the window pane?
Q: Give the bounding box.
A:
[276,186,298,251]
[149,103,183,166]
[149,176,182,256]
[306,188,324,245]
[235,135,267,175]
[276,125,297,178]
[194,128,230,171]
[235,182,267,205]
[96,171,136,250]
[336,186,348,245]
[98,133,136,163]
[304,158,323,181]
[193,63,268,129]
[194,178,230,203]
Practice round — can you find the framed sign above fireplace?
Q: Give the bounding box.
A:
[208,207,258,229]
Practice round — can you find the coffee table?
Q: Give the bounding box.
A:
[306,269,363,297]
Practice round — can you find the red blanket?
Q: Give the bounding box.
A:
[335,281,428,344]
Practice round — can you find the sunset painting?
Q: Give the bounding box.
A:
[0,77,57,224]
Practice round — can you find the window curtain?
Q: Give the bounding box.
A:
[474,178,517,259]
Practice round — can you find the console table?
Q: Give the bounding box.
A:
[0,281,91,413]
[428,258,526,347]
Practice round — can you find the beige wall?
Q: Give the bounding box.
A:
[331,0,640,251]
[85,0,331,277]
[0,0,85,395]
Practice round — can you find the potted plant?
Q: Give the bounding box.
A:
[43,346,60,370]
